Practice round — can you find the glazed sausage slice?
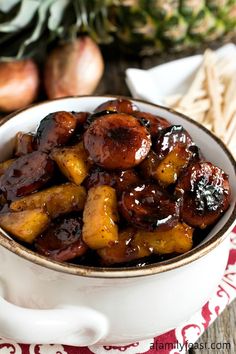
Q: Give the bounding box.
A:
[176,162,231,228]
[115,170,141,194]
[72,111,90,126]
[94,98,139,114]
[34,216,87,262]
[154,125,198,160]
[84,110,117,130]
[84,166,140,195]
[84,113,151,170]
[68,112,90,144]
[0,151,54,201]
[83,166,116,189]
[133,111,171,138]
[35,111,77,151]
[139,150,160,179]
[119,183,180,231]
[0,159,15,177]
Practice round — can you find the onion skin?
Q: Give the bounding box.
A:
[44,37,104,99]
[0,59,39,112]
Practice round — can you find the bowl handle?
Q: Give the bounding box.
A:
[0,289,109,346]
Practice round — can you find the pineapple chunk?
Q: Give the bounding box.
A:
[0,209,50,243]
[82,186,118,249]
[51,143,89,185]
[10,183,86,218]
[98,223,193,264]
[132,223,193,255]
[98,228,150,264]
[155,146,191,186]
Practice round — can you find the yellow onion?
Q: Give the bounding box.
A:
[44,37,104,99]
[0,59,39,112]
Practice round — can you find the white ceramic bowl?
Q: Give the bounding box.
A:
[0,96,235,346]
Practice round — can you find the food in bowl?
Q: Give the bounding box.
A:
[0,98,231,267]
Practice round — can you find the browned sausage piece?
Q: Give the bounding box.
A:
[84,110,117,130]
[155,125,198,160]
[14,132,35,157]
[176,162,231,228]
[84,166,116,190]
[133,111,171,138]
[139,150,160,180]
[34,216,87,262]
[35,111,77,151]
[94,98,139,114]
[69,112,90,144]
[84,166,140,195]
[71,111,90,126]
[115,170,141,194]
[84,113,151,170]
[0,159,16,177]
[119,183,180,231]
[0,151,54,201]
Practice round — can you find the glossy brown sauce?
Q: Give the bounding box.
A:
[0,99,231,267]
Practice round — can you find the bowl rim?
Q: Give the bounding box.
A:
[0,95,236,279]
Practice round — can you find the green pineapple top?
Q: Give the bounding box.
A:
[0,0,235,59]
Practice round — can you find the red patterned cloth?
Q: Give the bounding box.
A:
[1,230,236,354]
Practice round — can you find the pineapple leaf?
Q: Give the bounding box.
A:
[48,0,70,31]
[16,0,56,58]
[0,0,39,32]
[73,0,114,43]
[0,0,21,13]
[88,1,114,43]
[0,0,235,59]
[76,0,88,29]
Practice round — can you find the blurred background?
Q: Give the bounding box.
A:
[0,0,235,113]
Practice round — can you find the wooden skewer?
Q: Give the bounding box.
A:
[177,100,209,118]
[203,122,213,131]
[225,113,236,145]
[205,56,225,137]
[165,94,182,107]
[191,111,206,123]
[222,78,236,127]
[217,57,235,77]
[227,138,236,159]
[165,48,236,158]
[178,51,213,107]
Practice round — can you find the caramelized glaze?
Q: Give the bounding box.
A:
[176,162,231,228]
[84,113,151,169]
[120,183,180,231]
